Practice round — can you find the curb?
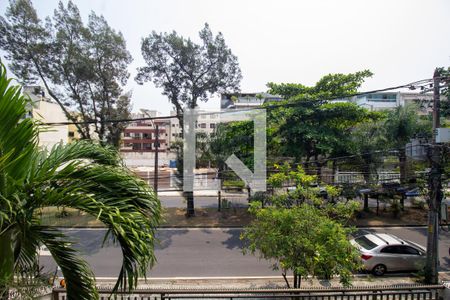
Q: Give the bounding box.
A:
[53,224,428,229]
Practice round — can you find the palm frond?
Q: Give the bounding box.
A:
[36,227,98,300]
[29,142,161,291]
[0,65,38,184]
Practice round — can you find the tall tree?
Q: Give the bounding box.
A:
[0,0,133,146]
[135,23,242,118]
[0,65,161,299]
[266,70,375,172]
[384,104,431,184]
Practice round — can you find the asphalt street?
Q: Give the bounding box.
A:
[39,226,450,278]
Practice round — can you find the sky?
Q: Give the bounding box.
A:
[1,0,450,115]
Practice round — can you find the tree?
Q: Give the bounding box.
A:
[0,65,161,299]
[210,71,377,182]
[0,0,133,147]
[135,23,242,117]
[241,164,360,288]
[351,119,388,185]
[384,104,431,184]
[266,71,375,174]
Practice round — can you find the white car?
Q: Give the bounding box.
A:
[351,233,426,276]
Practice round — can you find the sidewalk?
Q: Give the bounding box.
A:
[94,274,438,289]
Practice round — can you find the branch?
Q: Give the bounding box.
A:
[29,56,88,139]
[282,270,291,288]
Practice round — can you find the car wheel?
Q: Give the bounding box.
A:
[372,264,387,276]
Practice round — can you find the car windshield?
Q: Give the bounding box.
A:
[355,236,378,250]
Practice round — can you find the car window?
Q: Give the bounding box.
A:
[398,246,420,255]
[380,245,420,255]
[355,236,378,250]
[380,246,399,254]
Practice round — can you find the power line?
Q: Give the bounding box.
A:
[42,77,442,126]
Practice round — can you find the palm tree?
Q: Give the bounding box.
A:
[384,104,430,185]
[0,65,161,299]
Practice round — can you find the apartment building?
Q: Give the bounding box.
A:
[23,86,69,149]
[168,110,220,144]
[120,109,170,152]
[352,92,434,113]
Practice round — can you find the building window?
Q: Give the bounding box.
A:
[132,143,142,150]
[143,143,152,150]
[68,132,75,138]
[210,123,216,129]
[143,133,151,139]
[199,123,206,128]
[124,132,130,137]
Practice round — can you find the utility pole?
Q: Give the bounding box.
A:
[425,69,442,284]
[154,125,159,196]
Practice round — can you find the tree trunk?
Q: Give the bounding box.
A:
[331,160,337,184]
[293,272,301,288]
[364,194,369,212]
[0,227,18,300]
[399,149,407,185]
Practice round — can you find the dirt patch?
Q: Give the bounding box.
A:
[351,207,428,227]
[161,207,253,227]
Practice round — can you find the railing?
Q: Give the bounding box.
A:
[51,284,445,300]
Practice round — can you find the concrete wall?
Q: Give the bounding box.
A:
[121,151,177,168]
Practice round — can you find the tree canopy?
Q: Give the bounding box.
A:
[135,23,242,116]
[241,164,361,288]
[0,0,133,146]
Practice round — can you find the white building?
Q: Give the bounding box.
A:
[221,92,282,109]
[169,110,220,144]
[23,86,68,149]
[351,92,434,113]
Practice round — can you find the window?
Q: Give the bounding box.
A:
[380,245,419,254]
[124,132,130,137]
[143,143,152,150]
[199,123,207,128]
[355,236,378,250]
[210,123,216,129]
[132,143,142,150]
[398,246,420,255]
[68,132,75,138]
[143,133,151,139]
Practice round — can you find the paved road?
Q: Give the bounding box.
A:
[40,227,450,278]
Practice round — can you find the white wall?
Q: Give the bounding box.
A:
[33,100,68,150]
[121,151,177,167]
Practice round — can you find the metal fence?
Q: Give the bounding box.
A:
[51,284,445,300]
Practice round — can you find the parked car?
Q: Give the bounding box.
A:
[350,233,426,275]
